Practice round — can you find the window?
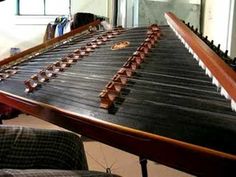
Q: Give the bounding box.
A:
[17,0,70,16]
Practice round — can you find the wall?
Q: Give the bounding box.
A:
[0,0,110,60]
[203,0,235,57]
[71,0,109,17]
[0,0,50,60]
[138,0,201,28]
[228,0,236,57]
[116,0,201,28]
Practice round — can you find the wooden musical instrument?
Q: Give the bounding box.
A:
[0,12,235,176]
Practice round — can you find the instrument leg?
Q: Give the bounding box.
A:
[139,156,148,177]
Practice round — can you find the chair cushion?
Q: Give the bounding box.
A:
[0,169,120,177]
[0,126,88,170]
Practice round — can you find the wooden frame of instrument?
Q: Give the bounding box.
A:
[165,12,236,103]
[0,14,235,176]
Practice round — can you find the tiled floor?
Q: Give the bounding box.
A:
[3,114,194,177]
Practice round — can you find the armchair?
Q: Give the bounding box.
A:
[0,125,120,177]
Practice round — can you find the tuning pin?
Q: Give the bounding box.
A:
[204,36,208,43]
[210,40,214,47]
[217,44,221,51]
[224,50,228,57]
[24,79,38,93]
[187,22,190,27]
[191,25,194,30]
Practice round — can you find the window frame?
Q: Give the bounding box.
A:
[16,0,70,16]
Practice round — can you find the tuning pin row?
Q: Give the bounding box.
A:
[99,55,140,109]
[99,25,160,109]
[183,21,236,72]
[183,21,202,39]
[90,28,124,47]
[99,57,140,109]
[182,21,234,66]
[0,68,18,82]
[24,55,76,93]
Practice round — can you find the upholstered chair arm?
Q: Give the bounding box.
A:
[0,126,88,170]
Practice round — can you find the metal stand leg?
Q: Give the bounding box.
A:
[139,156,148,177]
[0,115,3,124]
